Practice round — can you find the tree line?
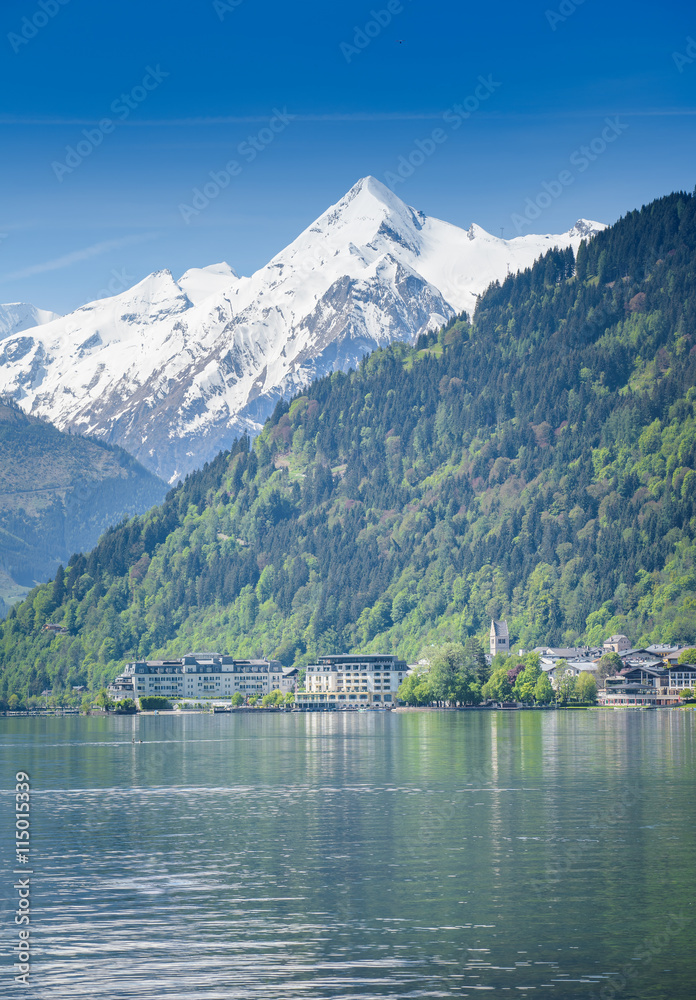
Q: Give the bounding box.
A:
[396,640,596,707]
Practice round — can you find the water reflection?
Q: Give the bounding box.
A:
[0,711,693,998]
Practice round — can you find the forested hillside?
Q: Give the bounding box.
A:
[0,399,166,613]
[1,190,695,703]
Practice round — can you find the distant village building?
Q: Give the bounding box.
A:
[600,663,696,707]
[42,623,68,635]
[603,634,631,654]
[490,620,509,657]
[542,657,599,689]
[616,645,689,669]
[618,648,663,669]
[534,645,602,662]
[107,654,297,703]
[646,644,689,666]
[296,654,408,709]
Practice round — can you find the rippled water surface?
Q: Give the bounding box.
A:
[1,710,694,999]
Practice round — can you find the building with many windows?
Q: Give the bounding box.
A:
[295,654,409,709]
[108,654,297,703]
[599,663,696,706]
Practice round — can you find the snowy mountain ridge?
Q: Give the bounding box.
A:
[0,177,605,481]
[0,302,61,341]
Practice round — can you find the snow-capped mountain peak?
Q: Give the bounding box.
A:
[0,302,60,341]
[296,176,426,256]
[330,174,413,220]
[0,179,605,481]
[567,218,605,239]
[177,262,239,306]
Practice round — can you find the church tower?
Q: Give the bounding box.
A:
[490,620,509,657]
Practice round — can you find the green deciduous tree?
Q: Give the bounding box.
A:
[555,669,577,705]
[524,651,541,671]
[392,590,416,623]
[138,695,172,710]
[575,671,598,704]
[513,659,542,703]
[94,688,114,711]
[429,642,479,704]
[482,668,513,703]
[261,689,284,707]
[533,673,554,704]
[397,669,433,706]
[596,652,623,684]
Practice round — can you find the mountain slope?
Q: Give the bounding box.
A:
[0,178,604,482]
[3,190,692,704]
[0,399,166,612]
[0,302,60,340]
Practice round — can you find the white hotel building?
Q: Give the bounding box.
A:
[295,654,408,708]
[108,654,297,703]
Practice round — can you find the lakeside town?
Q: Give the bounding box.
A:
[105,619,696,711]
[7,619,696,716]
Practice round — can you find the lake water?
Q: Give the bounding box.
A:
[1,710,694,999]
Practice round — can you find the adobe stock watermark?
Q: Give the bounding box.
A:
[672,36,696,72]
[407,764,494,860]
[7,0,71,54]
[531,781,643,896]
[178,107,294,223]
[588,912,693,1000]
[384,74,501,188]
[93,267,135,302]
[213,0,244,21]
[13,771,32,985]
[51,65,170,182]
[511,116,628,233]
[340,1,412,63]
[545,0,588,32]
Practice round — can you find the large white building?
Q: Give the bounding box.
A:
[108,654,297,703]
[296,654,408,709]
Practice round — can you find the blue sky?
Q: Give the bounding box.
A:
[0,0,694,313]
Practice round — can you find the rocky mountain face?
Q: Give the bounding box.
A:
[0,177,604,481]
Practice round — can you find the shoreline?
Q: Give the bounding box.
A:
[3,704,694,718]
